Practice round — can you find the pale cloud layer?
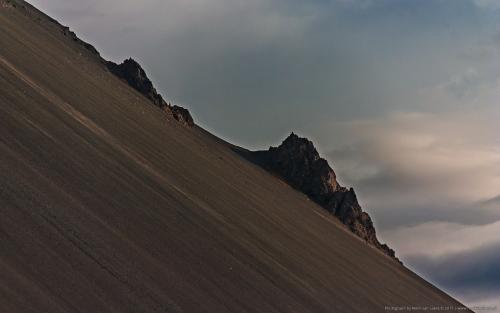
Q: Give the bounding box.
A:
[387,221,500,257]
[323,112,500,307]
[474,0,500,8]
[28,0,500,308]
[326,112,500,223]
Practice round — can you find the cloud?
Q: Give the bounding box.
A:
[29,0,498,148]
[483,194,500,209]
[442,68,482,98]
[317,111,500,308]
[473,0,500,9]
[407,241,500,307]
[384,221,500,257]
[321,112,500,228]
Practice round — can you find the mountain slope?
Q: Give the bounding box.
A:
[0,2,469,313]
[245,133,397,259]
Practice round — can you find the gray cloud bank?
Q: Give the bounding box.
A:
[326,112,500,229]
[31,0,499,146]
[325,111,500,307]
[408,241,500,306]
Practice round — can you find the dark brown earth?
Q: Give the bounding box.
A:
[0,1,471,312]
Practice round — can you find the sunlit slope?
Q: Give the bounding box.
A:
[0,3,469,313]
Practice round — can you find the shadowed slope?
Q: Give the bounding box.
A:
[0,2,469,313]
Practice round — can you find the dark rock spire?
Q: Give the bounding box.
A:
[251,133,398,260]
[106,58,194,126]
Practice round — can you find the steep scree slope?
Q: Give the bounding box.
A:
[0,1,469,313]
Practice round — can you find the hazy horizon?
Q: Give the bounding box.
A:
[29,0,500,308]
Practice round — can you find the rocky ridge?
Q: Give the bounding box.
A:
[3,0,194,127]
[251,133,398,260]
[2,0,101,56]
[106,59,194,126]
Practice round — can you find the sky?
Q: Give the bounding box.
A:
[29,0,500,309]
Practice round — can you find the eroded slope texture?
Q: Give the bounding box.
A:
[0,1,468,313]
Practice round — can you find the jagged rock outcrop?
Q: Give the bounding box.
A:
[171,105,194,127]
[61,26,100,56]
[106,58,194,126]
[3,0,194,127]
[251,133,397,260]
[106,59,166,108]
